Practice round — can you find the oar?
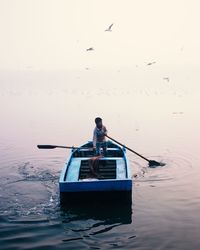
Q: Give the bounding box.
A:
[37,145,80,149]
[105,135,165,167]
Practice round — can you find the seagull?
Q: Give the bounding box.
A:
[146,61,156,66]
[163,77,170,82]
[105,23,114,32]
[86,47,94,51]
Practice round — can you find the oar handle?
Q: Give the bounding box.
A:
[105,135,150,163]
[37,145,79,149]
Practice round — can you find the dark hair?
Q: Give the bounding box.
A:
[95,117,102,124]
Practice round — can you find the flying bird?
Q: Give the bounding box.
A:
[86,47,94,51]
[146,62,156,66]
[105,23,114,32]
[163,77,170,82]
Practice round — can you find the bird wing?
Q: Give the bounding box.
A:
[109,23,114,29]
[147,61,156,65]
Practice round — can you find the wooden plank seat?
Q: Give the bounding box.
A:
[79,159,116,180]
[73,149,124,158]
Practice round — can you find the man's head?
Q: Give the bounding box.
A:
[95,117,103,128]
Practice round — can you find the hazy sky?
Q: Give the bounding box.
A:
[0,0,199,70]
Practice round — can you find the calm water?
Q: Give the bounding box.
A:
[0,69,200,249]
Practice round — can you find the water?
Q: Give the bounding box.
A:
[0,69,200,249]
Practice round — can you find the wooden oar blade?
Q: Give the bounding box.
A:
[148,160,165,168]
[37,145,57,149]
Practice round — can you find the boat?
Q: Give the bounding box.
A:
[59,140,132,204]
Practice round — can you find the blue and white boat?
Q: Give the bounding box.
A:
[59,141,132,204]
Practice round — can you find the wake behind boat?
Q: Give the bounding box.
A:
[59,141,132,204]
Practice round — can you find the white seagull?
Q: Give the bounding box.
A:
[86,47,94,51]
[163,77,170,82]
[146,61,156,66]
[105,23,114,32]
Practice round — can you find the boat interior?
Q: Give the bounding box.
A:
[79,159,117,180]
[63,141,128,181]
[73,142,126,180]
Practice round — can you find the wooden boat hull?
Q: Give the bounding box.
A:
[59,141,132,204]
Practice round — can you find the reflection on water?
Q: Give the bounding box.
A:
[60,203,132,242]
[0,70,200,249]
[61,203,132,226]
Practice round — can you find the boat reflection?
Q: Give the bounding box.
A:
[61,203,132,228]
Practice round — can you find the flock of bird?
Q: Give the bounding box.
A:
[86,23,114,52]
[85,23,170,82]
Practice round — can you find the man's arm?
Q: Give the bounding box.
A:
[93,128,97,147]
[103,126,107,136]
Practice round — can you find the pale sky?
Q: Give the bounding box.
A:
[0,0,199,70]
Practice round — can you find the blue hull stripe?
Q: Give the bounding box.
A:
[59,179,132,192]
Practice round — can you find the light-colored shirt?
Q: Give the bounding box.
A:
[93,126,107,147]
